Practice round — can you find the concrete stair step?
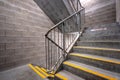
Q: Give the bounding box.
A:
[0,65,44,80]
[55,70,85,80]
[84,23,120,34]
[73,46,120,52]
[28,64,50,80]
[82,30,120,37]
[69,53,120,73]
[63,60,120,80]
[85,23,120,30]
[73,46,120,59]
[76,41,120,49]
[77,40,120,43]
[80,35,120,41]
[82,32,120,37]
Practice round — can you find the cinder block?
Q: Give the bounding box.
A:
[6,43,22,49]
[0,43,6,50]
[0,0,53,71]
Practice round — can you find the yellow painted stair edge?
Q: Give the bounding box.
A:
[35,66,54,78]
[40,67,55,75]
[28,64,46,79]
[70,53,120,65]
[55,73,68,80]
[63,61,117,80]
[73,46,120,52]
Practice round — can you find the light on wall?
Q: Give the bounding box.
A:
[80,0,94,3]
[80,0,95,6]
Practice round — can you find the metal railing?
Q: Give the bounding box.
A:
[45,0,85,73]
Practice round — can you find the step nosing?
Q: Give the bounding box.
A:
[73,46,120,52]
[78,41,120,43]
[28,64,46,79]
[35,66,49,77]
[70,53,120,65]
[63,61,119,80]
[55,73,68,80]
[56,70,85,80]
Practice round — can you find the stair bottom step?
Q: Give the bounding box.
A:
[55,70,85,80]
[63,60,120,80]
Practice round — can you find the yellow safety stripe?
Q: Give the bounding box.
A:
[41,68,47,72]
[35,66,49,77]
[63,61,117,80]
[55,73,68,80]
[70,53,120,65]
[41,67,55,75]
[73,46,120,52]
[28,64,46,79]
[35,66,54,78]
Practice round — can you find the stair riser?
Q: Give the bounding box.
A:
[73,48,120,59]
[54,77,61,80]
[69,56,120,73]
[79,35,120,41]
[83,24,120,36]
[76,42,120,49]
[81,32,120,37]
[63,65,106,80]
[85,23,120,32]
[83,28,120,34]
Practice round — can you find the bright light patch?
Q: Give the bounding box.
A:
[90,28,107,32]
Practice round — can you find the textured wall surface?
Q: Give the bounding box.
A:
[0,0,54,71]
[34,0,70,24]
[81,0,116,27]
[116,0,120,23]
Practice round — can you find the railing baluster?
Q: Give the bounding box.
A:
[58,28,60,60]
[51,32,52,69]
[45,2,85,72]
[45,38,48,69]
[54,29,55,65]
[48,40,50,69]
[62,22,65,58]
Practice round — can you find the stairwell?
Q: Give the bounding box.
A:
[18,1,120,80]
[0,0,120,80]
[29,23,120,80]
[55,23,120,80]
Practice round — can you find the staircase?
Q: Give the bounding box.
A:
[55,23,120,80]
[29,23,120,80]
[28,0,120,80]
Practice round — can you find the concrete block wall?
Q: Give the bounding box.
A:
[34,0,70,24]
[81,0,116,27]
[0,0,54,71]
[116,0,120,23]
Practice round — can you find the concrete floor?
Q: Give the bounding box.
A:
[0,65,43,80]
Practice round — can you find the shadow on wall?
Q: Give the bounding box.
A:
[33,0,70,24]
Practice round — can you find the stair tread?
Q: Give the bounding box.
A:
[56,70,85,80]
[70,53,120,64]
[28,64,47,79]
[73,46,120,52]
[77,40,120,43]
[63,60,120,79]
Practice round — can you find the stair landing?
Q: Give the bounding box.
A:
[0,65,43,80]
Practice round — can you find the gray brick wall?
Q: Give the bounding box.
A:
[81,0,116,27]
[0,0,54,71]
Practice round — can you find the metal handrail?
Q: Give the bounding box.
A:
[45,8,84,37]
[45,0,85,73]
[48,28,85,73]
